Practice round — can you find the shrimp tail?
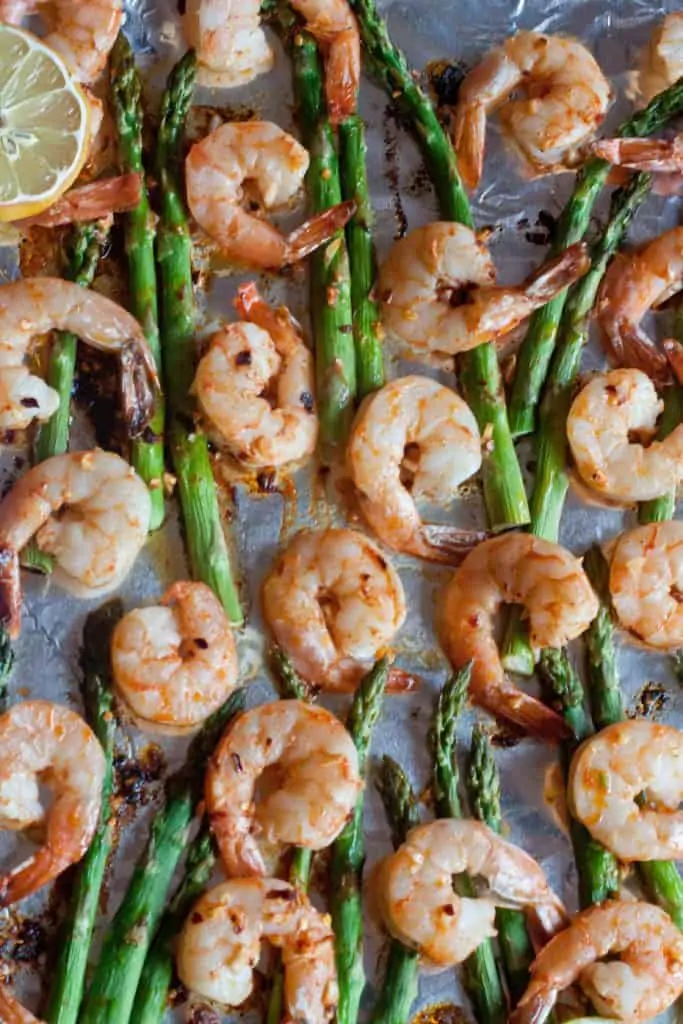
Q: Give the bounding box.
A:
[521,242,590,306]
[453,102,486,190]
[592,136,683,172]
[119,344,160,437]
[615,322,671,385]
[326,28,361,126]
[420,525,488,564]
[0,847,62,907]
[16,173,143,229]
[509,991,558,1024]
[284,200,356,263]
[472,682,571,743]
[0,545,20,640]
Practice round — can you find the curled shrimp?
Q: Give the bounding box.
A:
[566,368,683,502]
[511,900,683,1024]
[195,282,317,468]
[0,450,151,637]
[639,12,683,104]
[378,819,565,968]
[177,878,337,1022]
[185,121,354,269]
[597,225,683,383]
[205,699,361,876]
[0,700,105,906]
[453,31,611,189]
[378,222,589,362]
[0,0,123,83]
[440,533,598,741]
[262,527,407,691]
[183,0,274,87]
[111,581,239,727]
[347,375,485,562]
[608,521,683,648]
[568,720,683,862]
[290,0,360,124]
[16,173,142,229]
[0,277,158,433]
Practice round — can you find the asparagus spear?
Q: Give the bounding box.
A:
[290,27,356,447]
[78,688,245,1024]
[46,601,122,1024]
[339,114,385,397]
[156,50,242,625]
[509,76,683,437]
[433,668,507,1024]
[468,725,535,1003]
[583,547,683,930]
[538,648,619,908]
[370,756,420,1024]
[331,658,388,1024]
[0,626,13,713]
[110,32,165,531]
[348,0,528,529]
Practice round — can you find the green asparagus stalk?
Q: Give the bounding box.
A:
[582,548,683,930]
[538,648,619,908]
[156,50,242,625]
[370,756,420,1024]
[110,32,165,531]
[46,602,122,1024]
[509,75,683,437]
[331,658,388,1024]
[433,668,507,1024]
[0,626,13,713]
[348,0,528,529]
[269,646,310,701]
[291,27,356,446]
[130,821,216,1024]
[468,725,535,1003]
[78,688,245,1024]
[339,114,385,397]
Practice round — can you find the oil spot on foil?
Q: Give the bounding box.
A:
[382,105,409,241]
[411,1002,470,1024]
[627,680,669,720]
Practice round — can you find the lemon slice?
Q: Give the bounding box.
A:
[0,24,91,222]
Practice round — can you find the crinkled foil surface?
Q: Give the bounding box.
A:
[2,0,683,1021]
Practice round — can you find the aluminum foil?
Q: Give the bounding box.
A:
[2,0,683,1021]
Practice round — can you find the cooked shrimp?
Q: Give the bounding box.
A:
[608,521,683,648]
[378,223,589,362]
[262,528,406,690]
[639,12,683,104]
[111,582,238,727]
[177,878,337,1022]
[511,900,683,1024]
[0,983,41,1024]
[0,0,123,83]
[567,368,683,502]
[347,375,485,562]
[195,282,317,468]
[378,819,565,968]
[0,450,151,637]
[592,134,683,172]
[568,720,683,862]
[16,173,142,229]
[290,0,360,124]
[185,121,354,269]
[597,225,683,383]
[184,0,274,87]
[205,699,361,876]
[440,533,598,741]
[0,277,158,433]
[0,701,104,906]
[453,31,611,188]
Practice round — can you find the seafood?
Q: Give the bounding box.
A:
[569,720,683,861]
[597,225,683,382]
[639,12,683,103]
[0,700,104,905]
[566,368,683,502]
[593,134,683,173]
[347,375,485,561]
[111,581,239,727]
[183,0,274,87]
[195,282,317,468]
[205,699,361,876]
[16,173,142,229]
[453,31,611,188]
[185,121,354,269]
[290,0,360,124]
[608,520,683,648]
[0,277,158,433]
[177,878,337,1022]
[378,819,564,967]
[0,0,123,83]
[262,527,406,690]
[440,533,598,741]
[511,900,683,1024]
[378,222,589,362]
[0,450,151,637]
